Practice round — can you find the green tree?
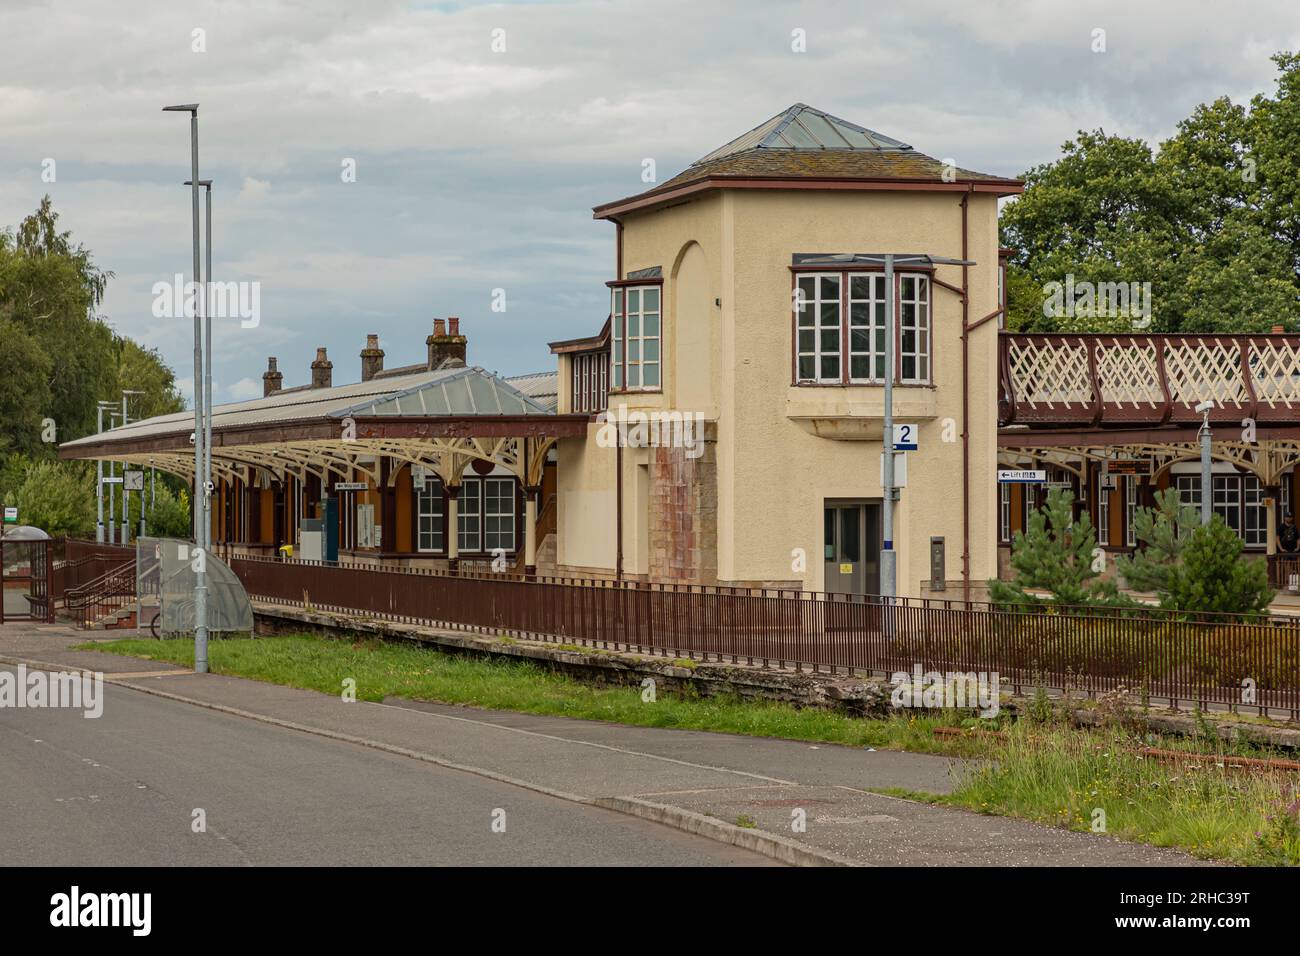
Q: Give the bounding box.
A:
[1,460,96,537]
[989,487,1119,606]
[142,483,192,539]
[115,339,186,421]
[1000,52,1300,334]
[1114,488,1199,594]
[1163,517,1273,618]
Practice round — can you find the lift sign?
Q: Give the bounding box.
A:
[998,470,1046,483]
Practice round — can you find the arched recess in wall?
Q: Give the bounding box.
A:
[670,240,713,415]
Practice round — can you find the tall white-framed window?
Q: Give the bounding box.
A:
[1244,476,1267,547]
[483,477,516,552]
[999,483,1011,543]
[848,273,886,382]
[1097,482,1110,546]
[1125,476,1138,547]
[796,273,842,382]
[458,477,482,553]
[899,274,930,383]
[416,475,444,553]
[1213,475,1241,533]
[1176,474,1242,533]
[610,285,660,391]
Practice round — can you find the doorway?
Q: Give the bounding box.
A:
[823,501,882,595]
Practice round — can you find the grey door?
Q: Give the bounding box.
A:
[823,502,881,595]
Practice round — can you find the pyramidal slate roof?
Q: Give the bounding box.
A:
[691,103,911,166]
[594,103,1021,218]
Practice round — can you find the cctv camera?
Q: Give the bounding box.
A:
[1194,400,1215,414]
[189,431,196,444]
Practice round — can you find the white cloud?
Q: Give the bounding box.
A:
[2,0,1298,402]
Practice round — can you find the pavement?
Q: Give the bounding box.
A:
[0,622,1207,867]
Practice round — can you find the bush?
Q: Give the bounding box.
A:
[1163,517,1273,618]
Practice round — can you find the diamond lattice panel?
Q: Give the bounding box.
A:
[1250,339,1300,409]
[1096,339,1161,407]
[1008,339,1092,409]
[1163,339,1246,408]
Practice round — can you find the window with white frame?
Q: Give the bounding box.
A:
[416,475,444,553]
[899,275,930,383]
[572,350,608,413]
[458,477,482,553]
[794,271,930,385]
[483,477,516,552]
[1214,476,1241,534]
[796,273,842,382]
[1177,474,1245,537]
[1244,476,1266,547]
[848,274,887,382]
[610,286,660,390]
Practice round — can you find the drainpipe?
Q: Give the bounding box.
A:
[614,218,625,582]
[616,441,623,581]
[961,186,972,603]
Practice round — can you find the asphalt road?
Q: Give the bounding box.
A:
[0,672,774,866]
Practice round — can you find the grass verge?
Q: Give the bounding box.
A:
[79,633,974,754]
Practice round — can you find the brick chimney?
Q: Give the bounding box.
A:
[426,317,467,370]
[310,347,333,389]
[360,333,384,382]
[262,357,283,397]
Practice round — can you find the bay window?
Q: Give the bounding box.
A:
[793,270,930,385]
[611,285,660,391]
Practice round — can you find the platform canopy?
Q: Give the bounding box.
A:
[998,332,1300,485]
[59,365,587,490]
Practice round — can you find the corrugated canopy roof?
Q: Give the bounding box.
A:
[60,364,557,455]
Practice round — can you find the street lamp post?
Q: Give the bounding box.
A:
[121,390,144,541]
[185,179,214,552]
[1197,400,1214,526]
[106,410,119,544]
[833,253,974,599]
[95,402,112,543]
[164,103,209,674]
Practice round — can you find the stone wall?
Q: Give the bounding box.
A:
[647,420,718,584]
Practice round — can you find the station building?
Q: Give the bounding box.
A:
[68,105,1300,598]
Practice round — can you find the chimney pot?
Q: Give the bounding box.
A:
[262,356,283,397]
[310,347,333,389]
[427,317,468,371]
[360,333,385,382]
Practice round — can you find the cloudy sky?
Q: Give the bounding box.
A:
[2,0,1297,404]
